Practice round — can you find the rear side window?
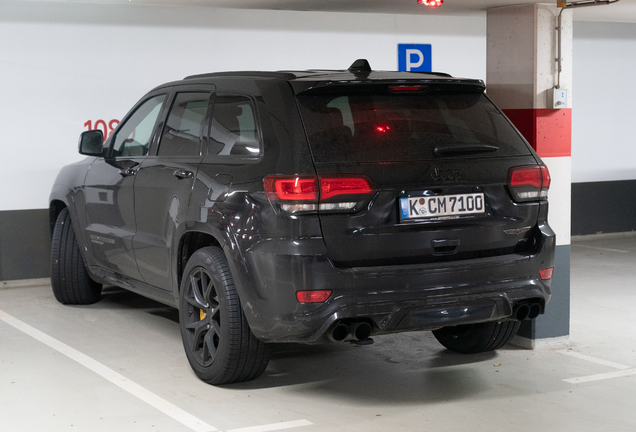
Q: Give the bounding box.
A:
[158,92,211,157]
[209,94,260,156]
[296,86,531,163]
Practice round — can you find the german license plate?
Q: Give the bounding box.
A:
[400,193,485,220]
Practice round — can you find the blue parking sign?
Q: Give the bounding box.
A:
[398,44,432,72]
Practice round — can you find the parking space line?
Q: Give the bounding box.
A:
[571,243,629,253]
[0,309,217,432]
[559,350,631,370]
[563,368,636,384]
[226,419,313,432]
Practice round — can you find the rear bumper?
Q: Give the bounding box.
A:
[238,223,555,343]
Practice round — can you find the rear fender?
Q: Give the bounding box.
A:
[178,215,251,305]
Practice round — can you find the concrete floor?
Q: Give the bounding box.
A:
[1,233,635,432]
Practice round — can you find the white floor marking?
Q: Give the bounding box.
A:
[226,420,313,432]
[571,243,629,253]
[563,368,636,384]
[559,350,631,370]
[0,309,217,432]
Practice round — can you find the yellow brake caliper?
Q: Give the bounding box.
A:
[199,309,206,321]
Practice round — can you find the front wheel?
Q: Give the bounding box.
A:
[179,247,270,385]
[50,208,102,305]
[432,321,521,354]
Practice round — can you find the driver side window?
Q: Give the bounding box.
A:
[112,95,166,157]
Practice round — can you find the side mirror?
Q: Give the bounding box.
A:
[78,130,105,156]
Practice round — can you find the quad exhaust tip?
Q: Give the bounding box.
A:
[514,302,543,321]
[328,321,373,342]
[330,323,350,342]
[528,303,542,319]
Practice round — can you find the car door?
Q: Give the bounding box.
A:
[132,89,212,290]
[83,92,169,280]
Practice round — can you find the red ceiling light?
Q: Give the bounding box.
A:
[418,0,443,7]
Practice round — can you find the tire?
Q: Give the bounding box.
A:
[51,208,102,305]
[179,246,270,385]
[432,320,521,354]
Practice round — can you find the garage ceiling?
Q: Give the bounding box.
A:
[28,0,636,22]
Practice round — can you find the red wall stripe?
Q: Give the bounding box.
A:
[503,108,572,158]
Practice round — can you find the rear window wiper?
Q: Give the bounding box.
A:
[433,144,499,156]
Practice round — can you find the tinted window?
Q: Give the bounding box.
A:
[112,95,166,157]
[209,94,260,156]
[296,86,531,163]
[158,92,210,157]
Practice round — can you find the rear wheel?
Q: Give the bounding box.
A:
[51,208,102,305]
[432,320,520,354]
[179,246,270,385]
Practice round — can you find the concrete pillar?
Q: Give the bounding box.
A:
[487,4,572,348]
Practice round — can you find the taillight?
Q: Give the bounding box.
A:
[320,176,374,200]
[264,176,317,202]
[540,268,553,280]
[264,175,376,213]
[296,290,332,303]
[507,165,550,202]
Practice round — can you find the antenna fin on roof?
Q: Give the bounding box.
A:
[348,59,372,73]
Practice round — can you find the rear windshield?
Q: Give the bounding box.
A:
[296,85,531,163]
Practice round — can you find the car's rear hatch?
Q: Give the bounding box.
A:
[292,79,547,268]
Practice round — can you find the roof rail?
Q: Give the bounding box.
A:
[184,71,296,80]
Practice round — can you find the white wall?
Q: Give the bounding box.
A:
[572,21,636,183]
[0,2,486,211]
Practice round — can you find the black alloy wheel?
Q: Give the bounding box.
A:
[181,267,221,368]
[432,320,521,354]
[179,247,270,385]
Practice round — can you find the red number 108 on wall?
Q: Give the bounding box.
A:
[84,119,120,142]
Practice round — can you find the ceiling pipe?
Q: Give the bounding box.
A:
[556,0,621,89]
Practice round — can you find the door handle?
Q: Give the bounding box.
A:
[173,169,194,180]
[119,167,138,177]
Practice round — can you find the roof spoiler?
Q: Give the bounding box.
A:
[347,59,454,78]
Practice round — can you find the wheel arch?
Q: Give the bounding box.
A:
[177,231,224,290]
[49,187,97,277]
[49,199,67,237]
[175,225,258,327]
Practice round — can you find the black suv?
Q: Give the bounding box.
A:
[50,60,555,385]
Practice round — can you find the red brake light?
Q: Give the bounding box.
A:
[510,167,542,188]
[296,290,332,303]
[541,165,551,189]
[320,176,375,200]
[389,85,427,92]
[264,176,317,202]
[507,165,550,202]
[540,268,553,280]
[265,175,376,213]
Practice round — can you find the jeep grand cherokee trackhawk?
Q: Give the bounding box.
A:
[49,60,555,384]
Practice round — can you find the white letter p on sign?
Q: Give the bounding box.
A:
[406,49,424,71]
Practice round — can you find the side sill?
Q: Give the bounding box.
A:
[89,266,178,308]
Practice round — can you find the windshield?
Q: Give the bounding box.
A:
[296,86,531,163]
